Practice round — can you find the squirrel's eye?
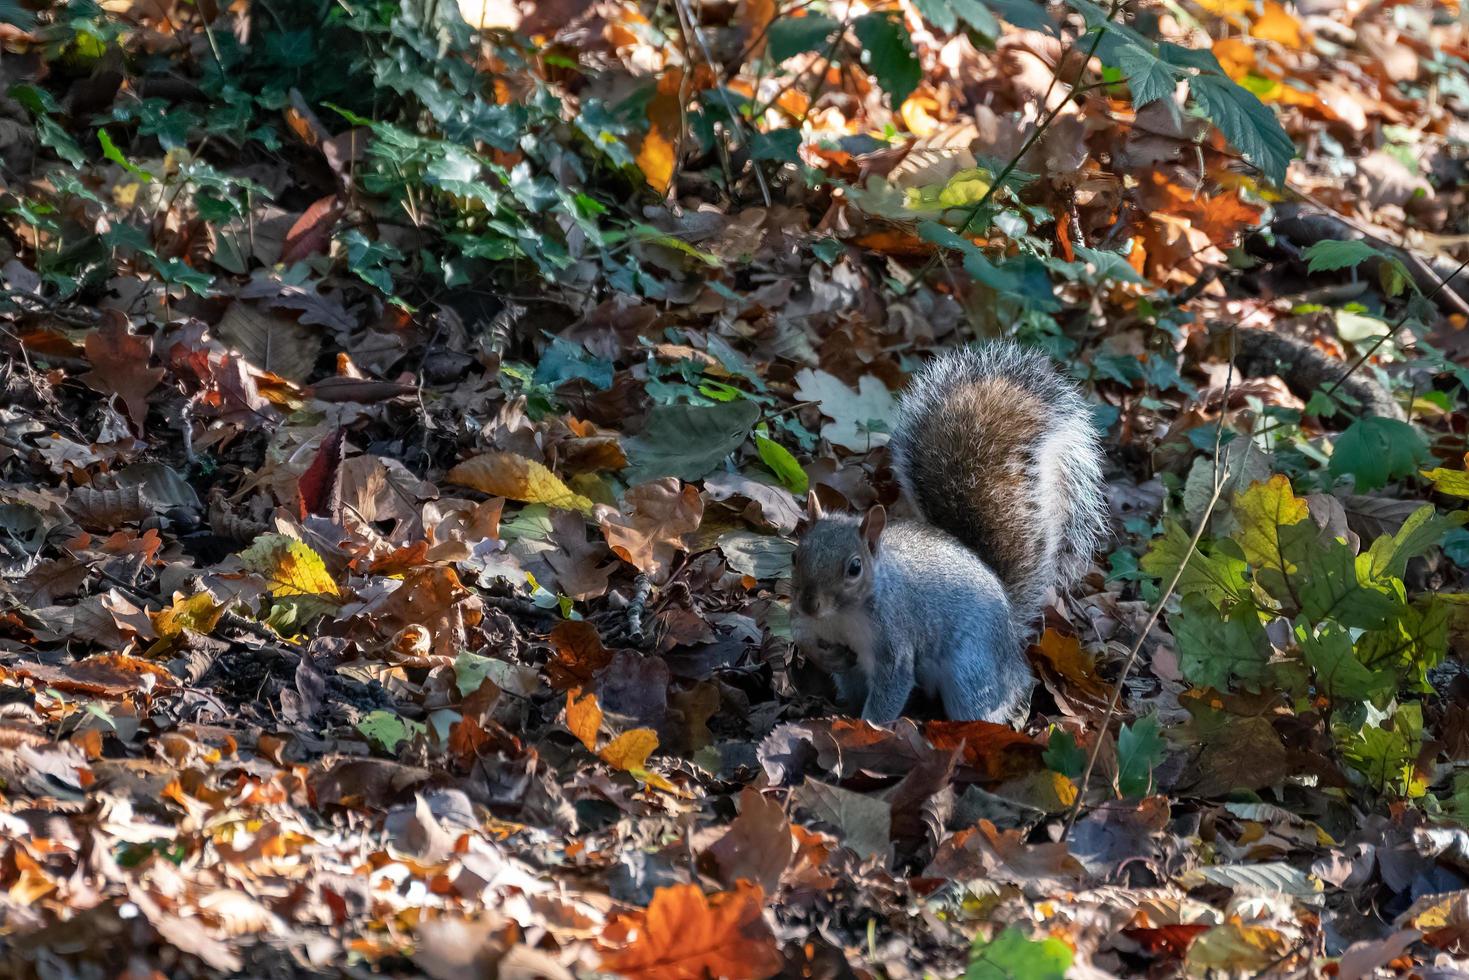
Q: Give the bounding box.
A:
[845,555,863,578]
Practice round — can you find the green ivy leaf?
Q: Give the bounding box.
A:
[1117,714,1165,798]
[97,129,154,181]
[1187,73,1294,185]
[853,12,921,108]
[1329,416,1429,492]
[966,927,1072,980]
[768,14,839,62]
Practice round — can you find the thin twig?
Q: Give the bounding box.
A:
[1060,328,1236,839]
[674,0,774,207]
[1323,255,1469,399]
[905,0,1126,288]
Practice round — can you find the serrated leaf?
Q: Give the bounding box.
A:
[448,451,595,514]
[1117,42,1180,107]
[853,12,920,108]
[1187,72,1295,185]
[1302,239,1385,273]
[1329,417,1429,492]
[1337,702,1425,796]
[239,534,340,598]
[1364,504,1456,583]
[1356,596,1449,691]
[1286,525,1400,630]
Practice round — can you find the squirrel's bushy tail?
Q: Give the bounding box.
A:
[889,342,1108,623]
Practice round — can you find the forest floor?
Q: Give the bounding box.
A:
[3,0,1469,976]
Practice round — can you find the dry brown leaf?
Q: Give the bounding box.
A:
[600,479,702,580]
[81,313,165,433]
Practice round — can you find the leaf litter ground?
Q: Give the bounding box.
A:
[3,0,1469,977]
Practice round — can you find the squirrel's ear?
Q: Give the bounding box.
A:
[860,505,887,553]
[806,491,825,524]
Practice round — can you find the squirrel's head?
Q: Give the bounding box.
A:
[792,495,886,620]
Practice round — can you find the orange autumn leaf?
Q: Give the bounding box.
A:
[1250,1,1306,50]
[567,687,603,751]
[600,882,782,979]
[637,70,684,193]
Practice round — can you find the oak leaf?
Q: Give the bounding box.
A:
[600,479,703,579]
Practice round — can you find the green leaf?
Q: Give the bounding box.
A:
[717,530,796,579]
[1337,702,1424,796]
[1073,244,1147,285]
[966,927,1072,980]
[1141,522,1247,607]
[853,12,921,108]
[624,399,761,482]
[1363,505,1457,583]
[749,128,802,163]
[356,710,426,753]
[1329,417,1429,492]
[1303,239,1384,273]
[1117,714,1165,798]
[1356,596,1449,691]
[1117,42,1180,107]
[1170,593,1271,692]
[1043,728,1085,778]
[1187,73,1295,185]
[755,434,808,494]
[1297,621,1397,704]
[1286,525,1400,630]
[341,229,404,295]
[768,14,839,62]
[98,129,154,181]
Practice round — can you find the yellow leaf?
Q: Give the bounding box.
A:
[599,728,658,771]
[239,534,340,597]
[566,688,603,751]
[1233,474,1309,576]
[1194,0,1250,14]
[152,592,223,638]
[1423,467,1469,499]
[448,451,595,514]
[1250,0,1305,48]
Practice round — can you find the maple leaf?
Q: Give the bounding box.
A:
[599,882,782,980]
[80,313,165,434]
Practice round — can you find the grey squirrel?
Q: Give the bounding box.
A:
[791,342,1108,725]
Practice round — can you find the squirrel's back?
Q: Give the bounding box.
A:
[889,343,1107,622]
